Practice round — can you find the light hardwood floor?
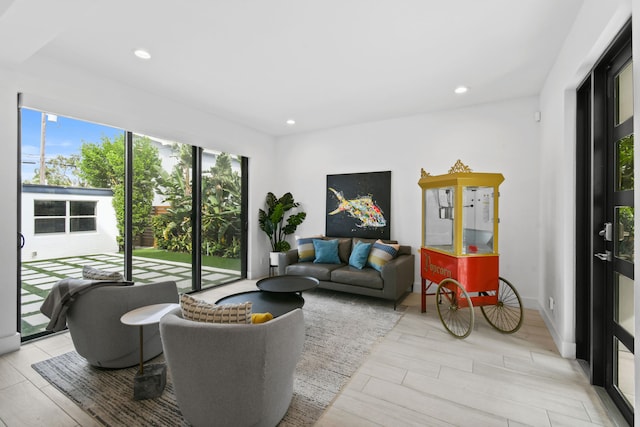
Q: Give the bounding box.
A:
[317,292,627,427]
[0,281,629,426]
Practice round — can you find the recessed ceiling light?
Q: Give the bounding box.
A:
[286,119,296,126]
[134,49,151,60]
[454,86,468,94]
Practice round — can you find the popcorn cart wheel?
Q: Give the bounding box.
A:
[435,276,523,339]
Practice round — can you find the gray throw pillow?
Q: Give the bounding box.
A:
[82,266,124,281]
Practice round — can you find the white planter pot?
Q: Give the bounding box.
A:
[269,252,280,267]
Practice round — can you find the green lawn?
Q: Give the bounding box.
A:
[132,248,241,270]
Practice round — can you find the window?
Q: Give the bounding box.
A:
[34,200,97,234]
[70,201,97,232]
[34,200,65,233]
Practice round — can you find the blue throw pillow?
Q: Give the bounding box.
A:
[313,239,341,264]
[349,241,372,269]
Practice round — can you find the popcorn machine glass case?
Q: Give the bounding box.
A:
[422,176,502,256]
[418,160,522,338]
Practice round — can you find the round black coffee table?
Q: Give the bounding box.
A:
[215,290,304,318]
[256,275,319,295]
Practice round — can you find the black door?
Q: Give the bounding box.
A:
[576,21,634,425]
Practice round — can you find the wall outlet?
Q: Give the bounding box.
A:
[31,251,37,258]
[549,297,554,311]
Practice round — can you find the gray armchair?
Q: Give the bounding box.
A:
[160,308,305,427]
[66,280,178,369]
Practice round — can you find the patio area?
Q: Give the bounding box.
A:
[20,253,241,337]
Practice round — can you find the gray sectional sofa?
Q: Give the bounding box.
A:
[276,236,414,308]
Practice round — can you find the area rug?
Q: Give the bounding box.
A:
[32,289,406,426]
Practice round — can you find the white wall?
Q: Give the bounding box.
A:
[538,0,631,358]
[276,96,542,308]
[632,0,640,420]
[0,58,276,354]
[21,190,119,261]
[0,71,20,355]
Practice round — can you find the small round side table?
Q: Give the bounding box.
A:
[120,302,179,400]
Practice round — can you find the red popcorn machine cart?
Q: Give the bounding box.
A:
[418,160,522,338]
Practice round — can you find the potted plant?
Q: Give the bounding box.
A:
[258,192,307,265]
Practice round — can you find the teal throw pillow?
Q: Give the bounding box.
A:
[367,240,400,271]
[313,238,341,264]
[349,241,372,269]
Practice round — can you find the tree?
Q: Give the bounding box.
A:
[618,134,634,190]
[77,134,162,247]
[615,135,634,261]
[29,154,82,186]
[202,153,242,257]
[154,148,242,257]
[153,147,193,253]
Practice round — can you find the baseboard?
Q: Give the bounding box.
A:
[520,295,537,310]
[0,332,20,356]
[539,304,576,358]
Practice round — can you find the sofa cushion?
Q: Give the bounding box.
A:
[348,241,372,269]
[367,240,400,272]
[285,262,343,281]
[313,239,341,264]
[331,266,383,290]
[335,238,352,263]
[180,294,252,324]
[397,245,412,256]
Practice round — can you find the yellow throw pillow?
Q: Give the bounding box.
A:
[251,312,274,324]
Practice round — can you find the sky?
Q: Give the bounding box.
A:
[20,107,238,185]
[21,108,123,183]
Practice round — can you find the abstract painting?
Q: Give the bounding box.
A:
[325,171,391,239]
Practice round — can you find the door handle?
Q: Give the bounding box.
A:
[594,251,611,261]
[598,223,613,241]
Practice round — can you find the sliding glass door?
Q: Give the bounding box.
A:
[134,136,194,293]
[18,107,246,340]
[19,108,124,339]
[200,149,243,289]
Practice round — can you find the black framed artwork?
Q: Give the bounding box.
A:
[325,171,391,239]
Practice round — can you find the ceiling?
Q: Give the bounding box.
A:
[0,0,584,136]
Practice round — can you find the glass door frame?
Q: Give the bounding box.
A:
[604,40,634,420]
[575,20,634,425]
[17,104,248,340]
